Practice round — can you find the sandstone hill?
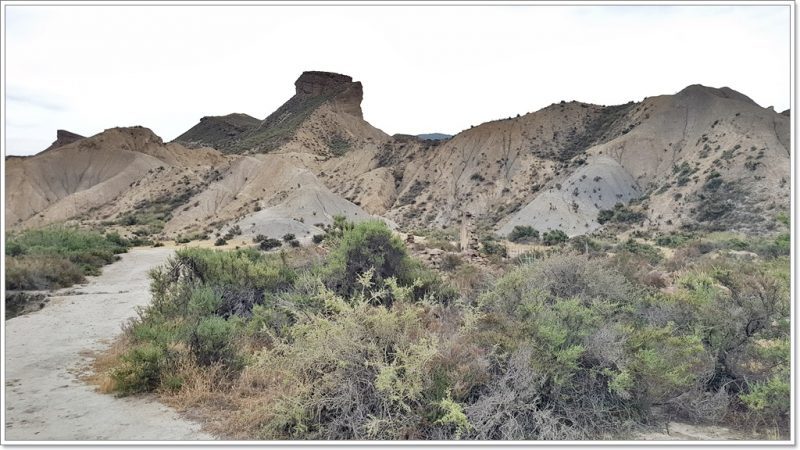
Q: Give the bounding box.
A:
[5,71,790,243]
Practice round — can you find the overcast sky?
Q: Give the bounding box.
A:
[3,3,791,155]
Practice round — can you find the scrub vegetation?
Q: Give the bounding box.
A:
[98,218,789,440]
[5,226,130,291]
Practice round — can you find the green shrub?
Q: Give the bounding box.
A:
[5,240,25,257]
[170,248,297,294]
[775,211,790,227]
[188,286,221,318]
[597,203,645,225]
[191,316,238,366]
[250,299,467,440]
[259,238,282,251]
[105,232,130,247]
[751,233,790,258]
[508,225,539,243]
[327,135,352,156]
[214,238,227,246]
[480,236,507,257]
[175,232,208,244]
[312,234,324,244]
[542,229,568,246]
[740,370,790,426]
[569,235,601,253]
[597,209,615,224]
[5,226,128,290]
[471,255,648,437]
[619,239,662,264]
[655,232,692,248]
[112,343,167,395]
[282,233,296,242]
[440,254,463,271]
[323,220,412,298]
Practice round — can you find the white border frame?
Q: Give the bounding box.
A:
[0,0,794,447]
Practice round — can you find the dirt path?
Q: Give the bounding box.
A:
[633,421,759,441]
[4,247,215,442]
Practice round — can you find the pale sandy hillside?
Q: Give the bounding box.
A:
[4,72,789,242]
[5,127,226,231]
[161,152,374,240]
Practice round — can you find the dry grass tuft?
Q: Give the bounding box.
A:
[82,337,129,394]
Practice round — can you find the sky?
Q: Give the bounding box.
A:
[3,2,792,155]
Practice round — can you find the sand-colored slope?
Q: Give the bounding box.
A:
[496,84,789,236]
[233,181,375,242]
[498,156,642,236]
[6,74,789,240]
[371,102,624,230]
[5,127,226,229]
[582,84,790,232]
[163,152,374,238]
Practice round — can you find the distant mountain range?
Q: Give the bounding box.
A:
[416,133,452,141]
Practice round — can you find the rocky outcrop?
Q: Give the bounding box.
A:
[173,113,260,151]
[293,71,364,119]
[39,129,85,154]
[295,71,357,98]
[172,71,366,154]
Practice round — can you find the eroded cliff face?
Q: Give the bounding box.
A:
[294,71,364,118]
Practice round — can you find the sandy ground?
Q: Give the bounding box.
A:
[4,247,215,442]
[633,421,758,441]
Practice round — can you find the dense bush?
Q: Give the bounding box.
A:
[655,232,693,248]
[111,343,168,395]
[480,235,508,257]
[542,229,568,246]
[508,225,539,243]
[191,316,239,366]
[597,203,646,225]
[619,239,663,264]
[322,220,418,301]
[249,296,470,439]
[5,226,128,290]
[258,238,282,251]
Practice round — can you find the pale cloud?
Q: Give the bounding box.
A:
[3,3,791,155]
